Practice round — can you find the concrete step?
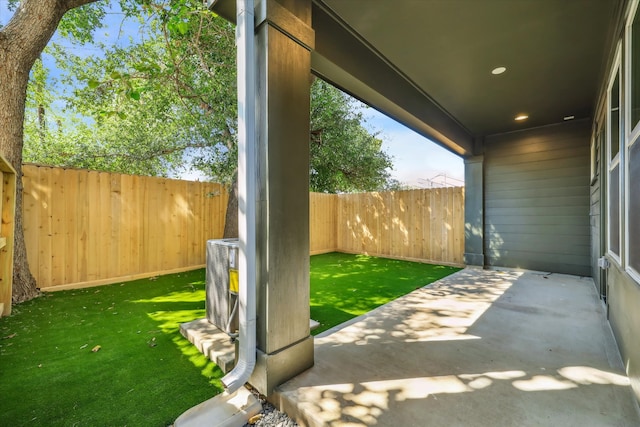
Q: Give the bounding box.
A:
[181,318,320,374]
[180,318,236,373]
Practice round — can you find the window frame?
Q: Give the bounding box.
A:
[625,0,640,283]
[607,43,623,265]
[590,133,599,185]
[627,0,640,141]
[626,135,640,282]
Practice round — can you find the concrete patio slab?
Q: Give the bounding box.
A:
[275,268,640,426]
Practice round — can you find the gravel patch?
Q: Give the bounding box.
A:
[244,388,298,427]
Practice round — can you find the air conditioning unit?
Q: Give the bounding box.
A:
[205,239,239,335]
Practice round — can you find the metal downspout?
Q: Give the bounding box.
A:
[221,0,257,393]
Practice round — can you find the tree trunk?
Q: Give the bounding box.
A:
[0,0,98,303]
[223,172,239,238]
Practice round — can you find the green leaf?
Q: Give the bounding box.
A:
[176,21,189,35]
[132,63,149,73]
[117,112,127,120]
[88,80,100,89]
[110,71,121,80]
[129,91,141,101]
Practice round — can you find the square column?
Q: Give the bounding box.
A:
[249,0,315,395]
[464,155,485,266]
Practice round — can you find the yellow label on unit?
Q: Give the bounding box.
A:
[229,269,239,294]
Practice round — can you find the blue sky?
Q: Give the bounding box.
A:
[365,109,464,187]
[1,1,463,187]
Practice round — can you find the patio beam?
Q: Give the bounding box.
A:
[210,0,474,157]
[310,2,474,157]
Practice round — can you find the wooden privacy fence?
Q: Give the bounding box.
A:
[21,164,464,290]
[22,164,228,290]
[1,155,17,316]
[310,188,465,265]
[310,192,338,255]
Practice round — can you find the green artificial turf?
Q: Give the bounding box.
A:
[0,270,222,427]
[309,252,461,335]
[0,252,460,425]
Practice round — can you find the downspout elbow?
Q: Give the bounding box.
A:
[221,317,256,392]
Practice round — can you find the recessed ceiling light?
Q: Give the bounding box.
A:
[514,114,529,121]
[492,66,507,75]
[563,115,575,121]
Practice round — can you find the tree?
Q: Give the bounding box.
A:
[10,1,393,303]
[310,79,392,193]
[24,4,392,227]
[24,11,392,192]
[50,1,242,236]
[0,0,106,303]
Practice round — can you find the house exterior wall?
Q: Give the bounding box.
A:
[588,0,640,403]
[589,0,640,404]
[607,263,640,400]
[483,120,591,276]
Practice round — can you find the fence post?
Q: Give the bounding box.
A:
[0,154,17,316]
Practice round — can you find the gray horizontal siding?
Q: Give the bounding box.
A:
[487,165,589,183]
[486,175,588,190]
[484,120,591,276]
[486,146,589,165]
[487,214,589,226]
[485,205,588,217]
[486,196,588,209]
[486,223,590,235]
[485,234,590,253]
[489,157,589,174]
[485,249,589,266]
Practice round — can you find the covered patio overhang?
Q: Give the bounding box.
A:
[213,0,619,156]
[206,0,629,408]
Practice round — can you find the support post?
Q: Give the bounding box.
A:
[0,154,17,316]
[464,155,485,266]
[249,0,315,396]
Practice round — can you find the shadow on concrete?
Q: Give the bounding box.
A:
[276,269,640,426]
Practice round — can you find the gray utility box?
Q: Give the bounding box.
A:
[206,239,239,334]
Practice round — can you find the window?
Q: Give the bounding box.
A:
[611,73,621,160]
[590,135,597,184]
[631,1,640,132]
[628,138,640,279]
[626,0,640,282]
[608,49,622,263]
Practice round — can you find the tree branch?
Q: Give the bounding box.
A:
[64,0,99,10]
[1,0,98,68]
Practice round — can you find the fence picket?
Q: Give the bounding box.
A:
[21,164,464,290]
[332,188,464,265]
